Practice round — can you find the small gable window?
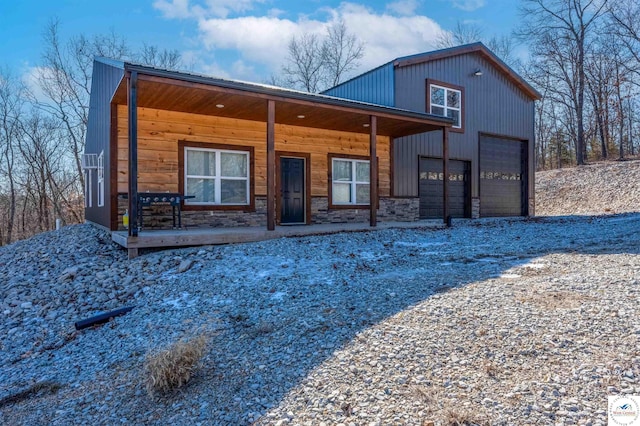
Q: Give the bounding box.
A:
[427,80,464,131]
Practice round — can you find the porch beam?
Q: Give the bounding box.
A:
[369,115,378,227]
[266,99,276,231]
[443,126,449,226]
[127,71,139,237]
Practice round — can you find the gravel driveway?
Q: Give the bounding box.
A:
[1,214,639,425]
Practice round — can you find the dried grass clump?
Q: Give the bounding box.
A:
[446,409,489,426]
[143,334,208,396]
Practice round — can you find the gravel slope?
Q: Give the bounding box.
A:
[536,159,640,216]
[1,213,639,425]
[1,161,640,425]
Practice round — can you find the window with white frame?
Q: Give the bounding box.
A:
[184,147,249,205]
[97,151,104,207]
[84,169,92,208]
[331,158,370,205]
[429,83,462,128]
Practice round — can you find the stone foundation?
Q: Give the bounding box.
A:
[471,197,480,219]
[311,197,419,224]
[378,197,420,222]
[116,196,420,230]
[528,197,535,216]
[117,197,268,230]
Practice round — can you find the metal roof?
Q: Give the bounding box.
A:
[98,57,457,138]
[323,42,541,101]
[95,57,454,127]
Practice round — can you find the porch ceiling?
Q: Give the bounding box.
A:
[111,72,450,138]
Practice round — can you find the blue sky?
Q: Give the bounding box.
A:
[0,0,521,84]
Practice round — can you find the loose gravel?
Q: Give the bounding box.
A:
[536,159,640,216]
[1,214,639,425]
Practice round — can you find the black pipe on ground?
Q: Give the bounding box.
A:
[74,306,135,330]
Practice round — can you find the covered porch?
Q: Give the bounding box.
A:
[111,62,453,257]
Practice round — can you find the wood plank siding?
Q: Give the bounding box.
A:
[115,105,391,198]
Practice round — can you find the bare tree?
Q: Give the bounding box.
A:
[0,69,24,245]
[486,35,520,69]
[434,21,520,68]
[517,0,609,165]
[35,20,130,189]
[36,20,183,185]
[139,43,182,69]
[282,33,326,92]
[0,21,189,243]
[16,113,61,232]
[322,20,364,88]
[585,38,617,159]
[434,21,484,48]
[282,21,365,92]
[608,0,640,76]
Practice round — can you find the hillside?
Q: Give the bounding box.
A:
[536,159,640,216]
[1,164,640,425]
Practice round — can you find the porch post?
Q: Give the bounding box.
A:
[127,71,139,237]
[442,126,449,226]
[266,100,276,231]
[369,115,378,227]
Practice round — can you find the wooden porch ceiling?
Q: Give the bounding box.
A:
[111,72,451,138]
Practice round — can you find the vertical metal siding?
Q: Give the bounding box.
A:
[393,53,535,197]
[323,63,395,107]
[84,60,124,229]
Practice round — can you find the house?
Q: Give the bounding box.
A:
[323,42,541,219]
[83,58,453,257]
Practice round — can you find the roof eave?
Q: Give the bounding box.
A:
[393,42,541,101]
[121,62,453,126]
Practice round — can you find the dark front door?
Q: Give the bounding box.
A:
[280,157,305,224]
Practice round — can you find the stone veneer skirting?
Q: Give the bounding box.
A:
[116,196,420,230]
[471,197,480,219]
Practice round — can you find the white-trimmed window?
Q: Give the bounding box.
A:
[97,151,104,207]
[184,147,249,205]
[429,83,462,128]
[331,158,370,205]
[84,170,92,208]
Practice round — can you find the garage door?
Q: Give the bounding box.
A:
[479,135,527,217]
[419,157,470,219]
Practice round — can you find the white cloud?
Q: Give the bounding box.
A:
[450,0,486,12]
[21,66,52,104]
[194,3,444,76]
[385,0,421,16]
[198,61,233,79]
[336,3,444,70]
[154,2,446,81]
[154,0,265,19]
[153,0,193,19]
[196,15,310,70]
[203,0,265,18]
[267,8,286,18]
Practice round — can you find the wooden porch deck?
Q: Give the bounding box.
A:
[112,220,444,258]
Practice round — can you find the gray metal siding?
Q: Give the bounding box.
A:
[84,60,124,229]
[322,63,395,107]
[393,53,535,200]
